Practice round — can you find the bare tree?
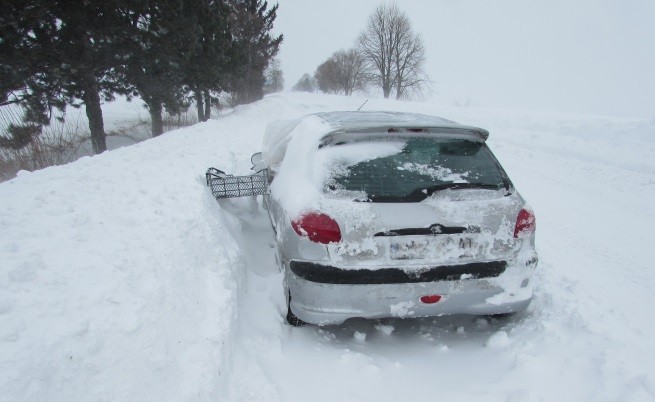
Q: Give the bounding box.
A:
[315,49,367,96]
[291,73,316,92]
[356,3,428,99]
[315,59,340,94]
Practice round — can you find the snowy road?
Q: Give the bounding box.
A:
[1,93,653,401]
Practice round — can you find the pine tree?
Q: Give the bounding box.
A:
[181,0,238,122]
[230,0,283,104]
[123,0,238,131]
[0,0,132,154]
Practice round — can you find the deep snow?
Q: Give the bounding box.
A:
[1,93,654,401]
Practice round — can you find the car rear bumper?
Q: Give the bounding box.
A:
[286,255,537,325]
[289,260,507,284]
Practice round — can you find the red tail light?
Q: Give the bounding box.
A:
[291,212,341,244]
[514,208,536,238]
[420,295,442,304]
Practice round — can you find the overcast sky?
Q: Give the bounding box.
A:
[273,0,655,118]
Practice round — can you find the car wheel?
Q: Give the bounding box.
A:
[286,292,306,327]
[485,312,516,320]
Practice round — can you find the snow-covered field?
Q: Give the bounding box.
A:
[1,93,654,401]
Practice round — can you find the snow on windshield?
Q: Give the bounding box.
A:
[313,141,406,190]
[398,162,469,183]
[316,141,406,169]
[316,137,500,203]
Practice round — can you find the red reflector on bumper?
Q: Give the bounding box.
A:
[420,295,442,304]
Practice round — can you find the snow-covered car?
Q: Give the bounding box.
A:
[261,111,538,326]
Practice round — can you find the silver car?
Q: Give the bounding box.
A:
[260,111,538,326]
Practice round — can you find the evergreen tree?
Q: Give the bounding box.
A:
[0,0,132,154]
[230,0,283,104]
[181,0,238,122]
[1,0,277,146]
[123,0,238,131]
[121,0,195,136]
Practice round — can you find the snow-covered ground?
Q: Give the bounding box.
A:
[1,93,654,401]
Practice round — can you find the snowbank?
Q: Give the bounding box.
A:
[0,98,291,400]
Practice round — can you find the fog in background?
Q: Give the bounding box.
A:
[275,0,655,118]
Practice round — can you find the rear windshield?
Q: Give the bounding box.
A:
[321,137,509,202]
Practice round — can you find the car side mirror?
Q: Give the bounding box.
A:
[251,152,266,173]
[251,152,263,166]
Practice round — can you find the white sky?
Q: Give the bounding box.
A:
[274,0,655,118]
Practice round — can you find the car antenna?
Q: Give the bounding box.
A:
[356,100,368,111]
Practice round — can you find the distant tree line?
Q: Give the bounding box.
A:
[293,3,428,100]
[0,0,283,155]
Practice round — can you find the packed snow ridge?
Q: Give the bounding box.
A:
[1,93,654,401]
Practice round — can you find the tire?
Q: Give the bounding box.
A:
[286,292,306,326]
[484,312,516,320]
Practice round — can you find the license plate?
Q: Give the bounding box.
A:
[389,236,476,260]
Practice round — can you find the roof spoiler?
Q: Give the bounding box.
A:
[321,125,490,144]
